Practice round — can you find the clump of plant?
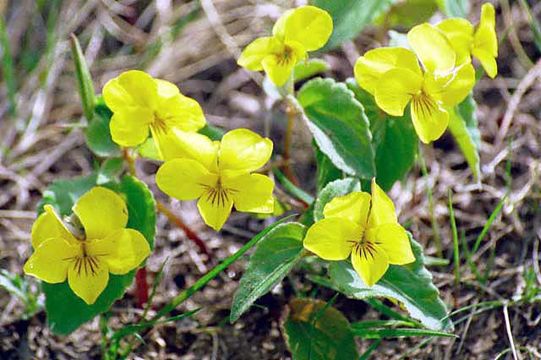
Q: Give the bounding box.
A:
[21,3,498,358]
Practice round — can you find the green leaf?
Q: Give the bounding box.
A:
[347,80,418,191]
[40,175,156,334]
[375,0,438,28]
[294,59,329,83]
[438,0,470,17]
[230,223,306,322]
[298,78,375,179]
[199,124,225,141]
[448,94,480,181]
[312,0,398,50]
[0,269,39,317]
[314,143,342,193]
[154,215,297,319]
[137,137,161,161]
[350,320,456,339]
[70,34,96,121]
[328,237,453,331]
[283,298,359,360]
[85,97,121,157]
[43,273,136,335]
[39,173,98,215]
[114,175,157,248]
[97,158,124,185]
[313,178,360,222]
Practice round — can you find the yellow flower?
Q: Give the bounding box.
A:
[24,187,150,305]
[437,3,498,78]
[354,24,475,143]
[238,5,333,86]
[156,129,274,231]
[304,179,414,287]
[102,70,206,155]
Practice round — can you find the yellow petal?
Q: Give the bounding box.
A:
[219,128,273,173]
[155,93,206,133]
[480,3,496,28]
[410,94,449,143]
[351,242,389,287]
[425,63,475,107]
[278,5,333,51]
[374,68,423,116]
[155,79,180,98]
[323,192,371,226]
[24,237,80,283]
[371,224,414,265]
[225,173,274,213]
[156,158,218,201]
[272,9,293,39]
[471,48,497,78]
[109,107,153,147]
[368,179,398,228]
[304,218,361,261]
[354,47,421,95]
[31,205,76,248]
[261,52,297,86]
[67,257,109,305]
[197,190,234,231]
[73,187,128,240]
[436,18,474,65]
[238,37,281,71]
[87,229,150,275]
[155,128,219,167]
[407,23,456,75]
[102,70,158,112]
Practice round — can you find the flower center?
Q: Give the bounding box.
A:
[347,228,379,260]
[63,243,104,277]
[151,113,168,135]
[352,240,378,260]
[277,45,294,66]
[411,91,438,118]
[201,178,237,207]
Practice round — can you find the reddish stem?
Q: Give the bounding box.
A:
[135,267,149,308]
[156,201,210,257]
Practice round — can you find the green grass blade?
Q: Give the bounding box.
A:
[519,0,541,53]
[471,195,506,254]
[351,320,417,329]
[359,339,382,360]
[0,17,16,116]
[419,146,442,256]
[351,326,457,339]
[70,34,96,121]
[448,190,460,286]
